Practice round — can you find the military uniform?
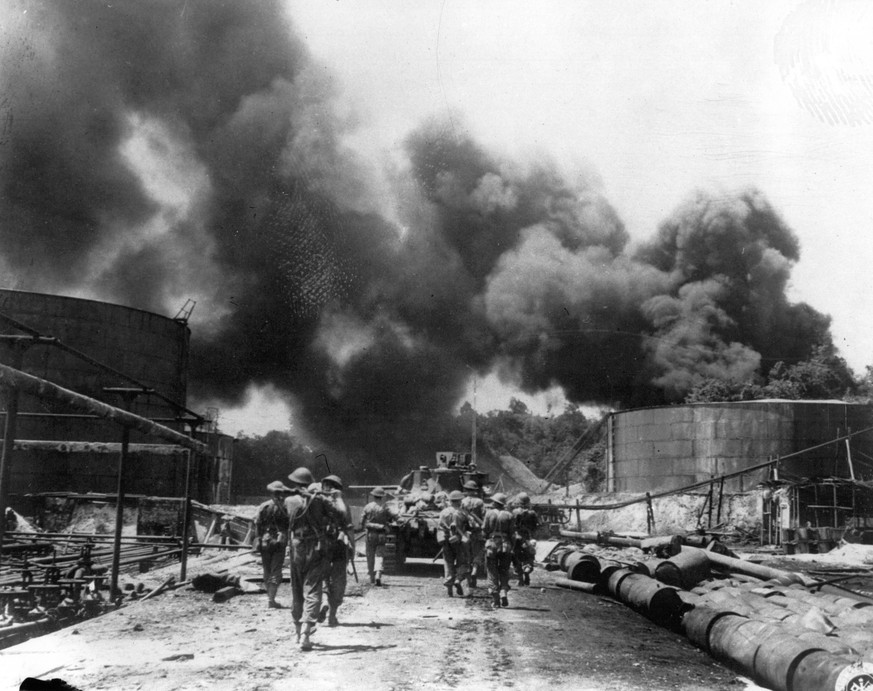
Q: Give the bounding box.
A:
[483,493,516,609]
[360,487,392,585]
[511,497,539,586]
[322,475,354,626]
[460,483,486,587]
[285,468,341,650]
[254,481,291,608]
[438,491,470,596]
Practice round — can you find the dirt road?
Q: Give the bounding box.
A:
[1,550,743,691]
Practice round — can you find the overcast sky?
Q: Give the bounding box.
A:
[216,0,873,434]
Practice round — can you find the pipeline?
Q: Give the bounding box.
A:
[558,529,683,557]
[555,545,873,690]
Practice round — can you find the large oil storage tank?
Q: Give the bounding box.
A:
[0,289,231,505]
[606,400,873,493]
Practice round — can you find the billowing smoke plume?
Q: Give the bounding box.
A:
[0,1,836,476]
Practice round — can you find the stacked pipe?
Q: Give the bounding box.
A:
[553,548,687,628]
[553,543,873,691]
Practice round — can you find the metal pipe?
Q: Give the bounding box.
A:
[683,545,806,585]
[6,531,179,542]
[555,578,596,593]
[0,363,207,453]
[0,309,204,425]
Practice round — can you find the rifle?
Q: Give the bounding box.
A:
[349,550,359,583]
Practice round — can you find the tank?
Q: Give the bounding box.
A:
[382,451,490,574]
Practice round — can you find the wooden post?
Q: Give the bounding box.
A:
[645,492,655,534]
[845,431,855,481]
[106,388,140,602]
[109,424,130,600]
[706,477,714,529]
[180,448,193,582]
[575,497,581,532]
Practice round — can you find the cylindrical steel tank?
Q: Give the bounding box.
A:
[0,289,199,500]
[0,289,189,424]
[607,401,873,492]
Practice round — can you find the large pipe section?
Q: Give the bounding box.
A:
[0,363,206,453]
[556,545,873,690]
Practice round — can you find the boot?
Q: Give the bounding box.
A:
[446,583,454,597]
[469,575,477,588]
[328,607,339,627]
[491,592,500,609]
[369,573,375,585]
[300,623,314,651]
[455,582,464,597]
[294,622,302,644]
[317,604,329,623]
[500,590,509,607]
[375,571,382,586]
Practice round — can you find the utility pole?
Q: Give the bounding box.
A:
[471,373,477,467]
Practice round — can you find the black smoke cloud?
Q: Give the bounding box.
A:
[0,1,836,476]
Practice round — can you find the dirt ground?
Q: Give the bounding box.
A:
[0,545,750,691]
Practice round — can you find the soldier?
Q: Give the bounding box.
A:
[360,487,391,586]
[438,490,470,597]
[320,474,355,627]
[253,480,291,609]
[483,492,516,609]
[460,480,486,588]
[511,492,539,586]
[285,466,339,651]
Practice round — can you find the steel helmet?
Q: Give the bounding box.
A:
[490,493,508,507]
[517,492,531,506]
[463,480,479,491]
[448,490,464,502]
[267,480,291,493]
[322,474,343,490]
[370,486,386,498]
[288,467,315,486]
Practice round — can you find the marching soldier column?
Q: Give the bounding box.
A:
[249,462,536,654]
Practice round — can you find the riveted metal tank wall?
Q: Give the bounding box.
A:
[607,401,873,493]
[0,290,205,502]
[0,289,189,428]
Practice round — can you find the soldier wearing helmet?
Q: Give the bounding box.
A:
[284,466,341,651]
[319,474,354,627]
[360,487,392,586]
[254,480,292,610]
[483,492,516,609]
[438,490,471,597]
[460,479,486,588]
[511,492,538,586]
